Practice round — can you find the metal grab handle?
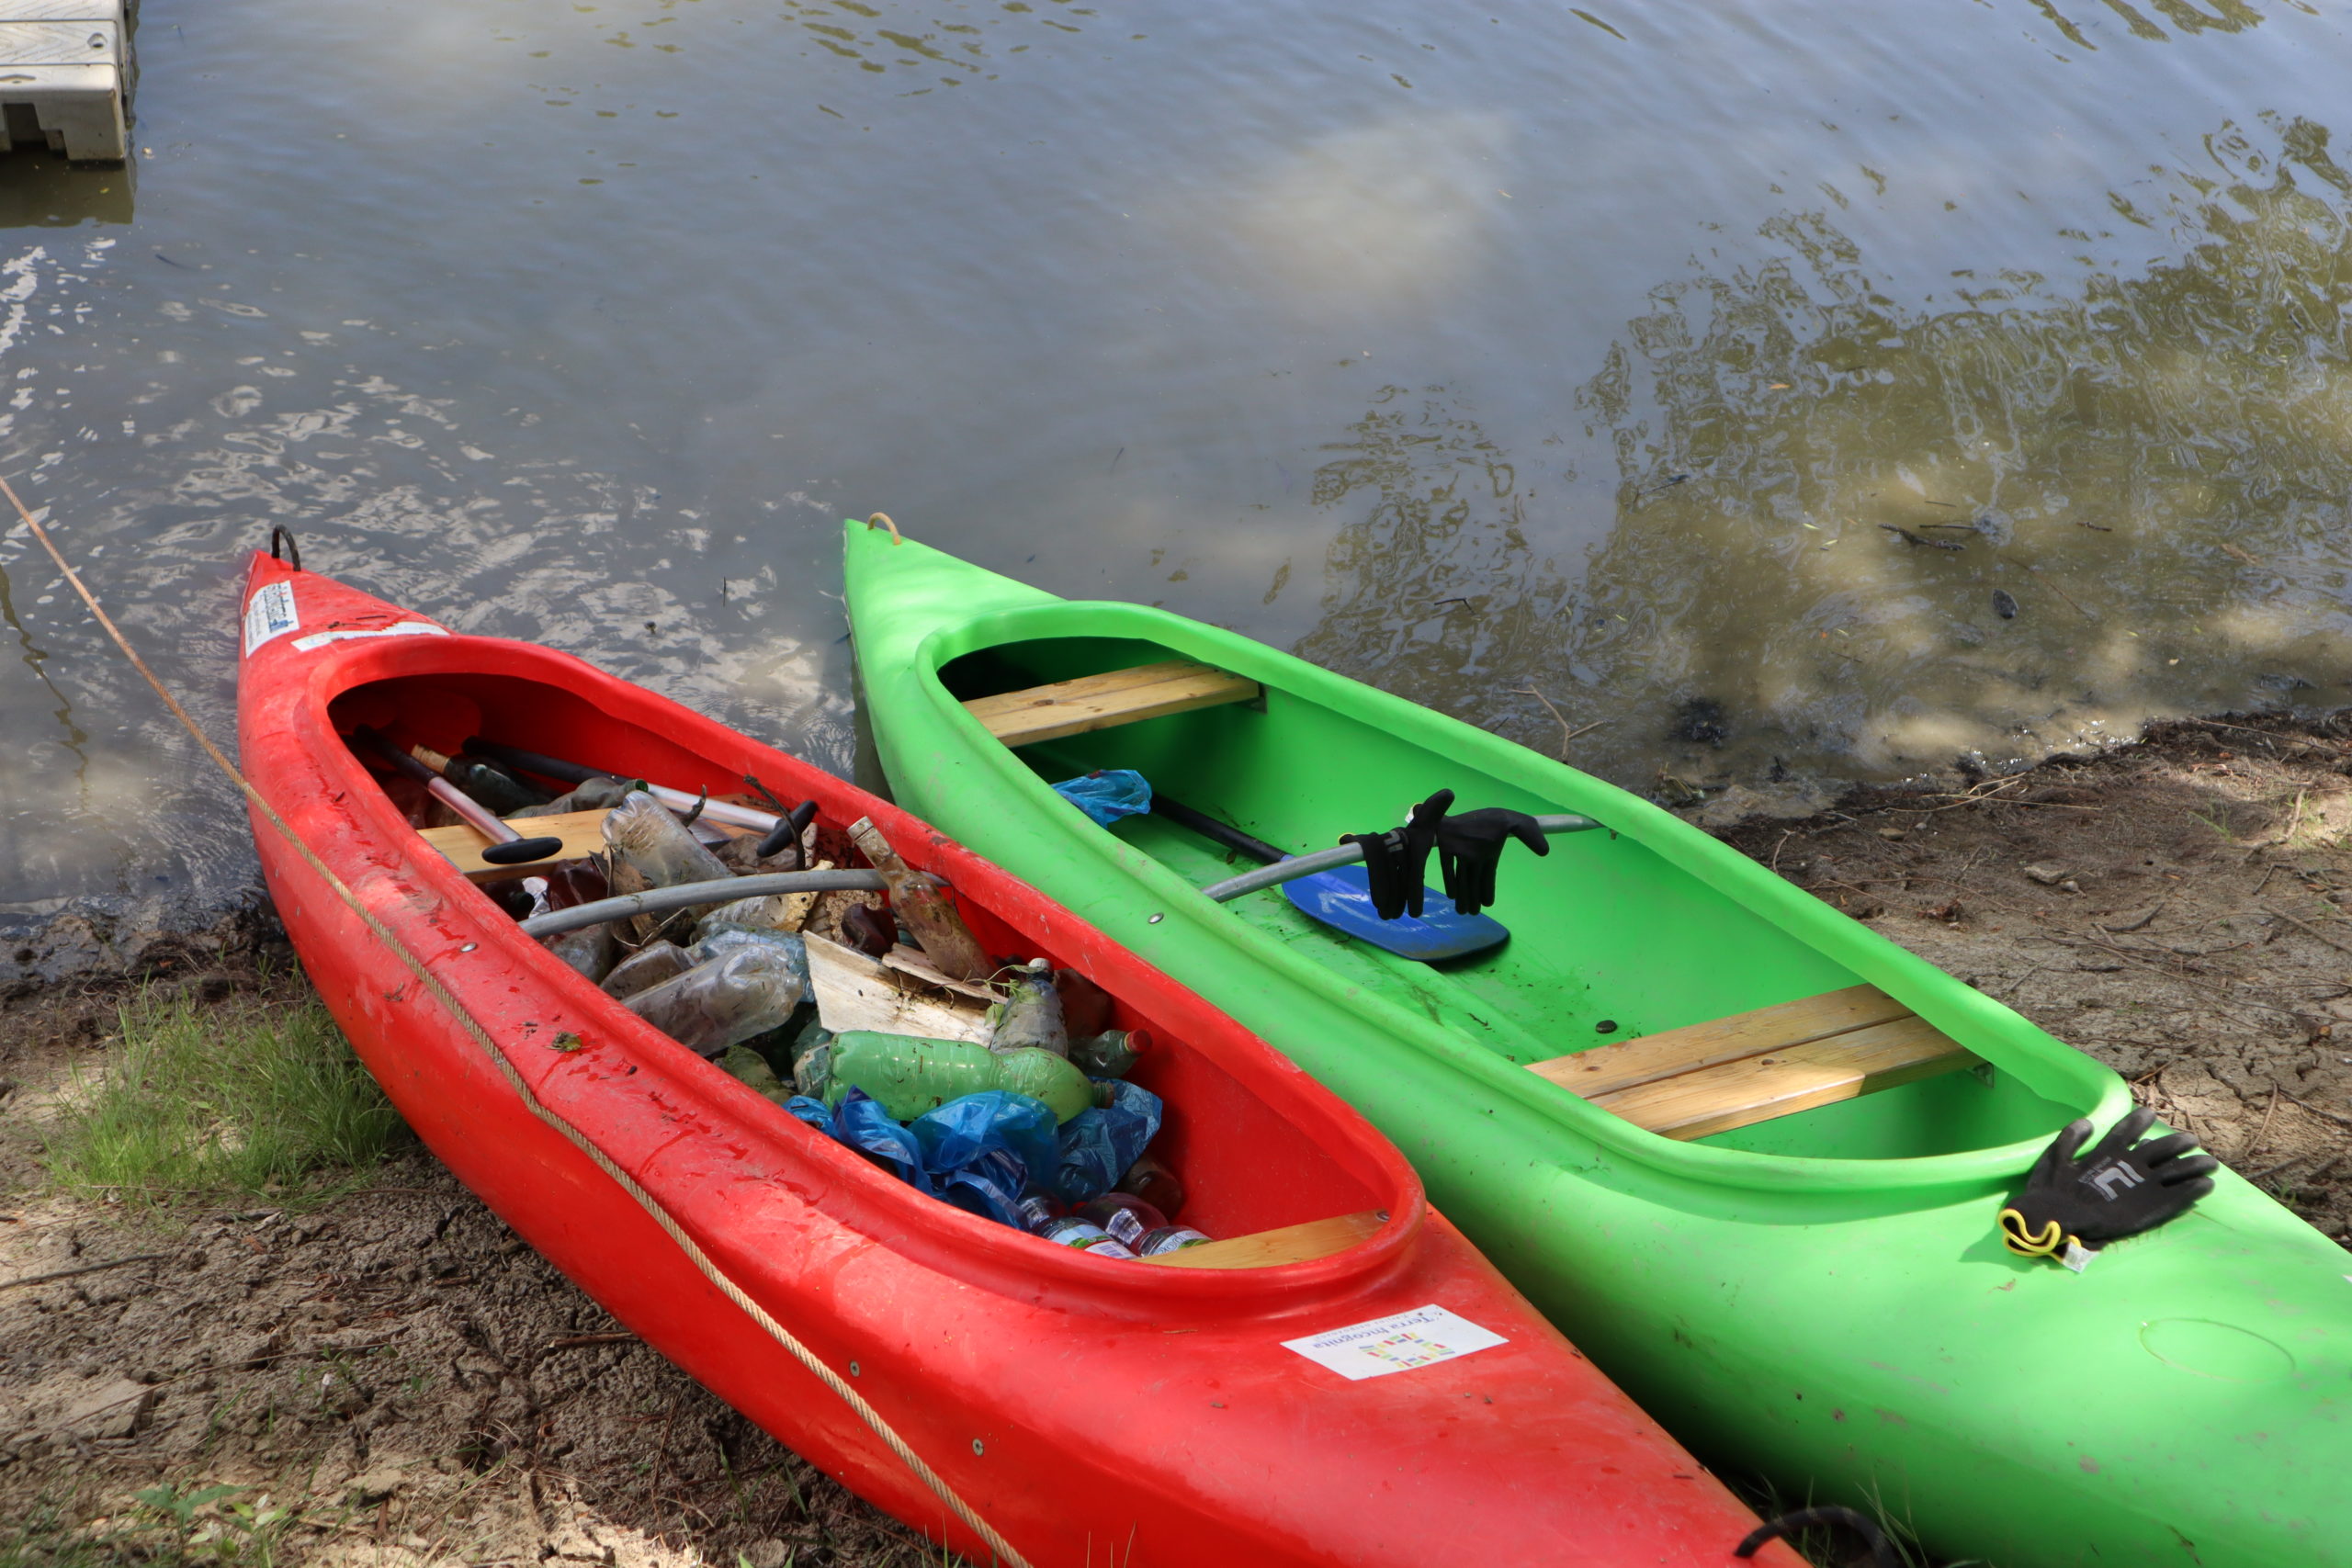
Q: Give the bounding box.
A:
[1200,813,1605,903]
[516,868,943,939]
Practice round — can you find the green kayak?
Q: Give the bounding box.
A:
[843,520,2351,1568]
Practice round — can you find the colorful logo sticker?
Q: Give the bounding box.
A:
[1282,1303,1506,1382]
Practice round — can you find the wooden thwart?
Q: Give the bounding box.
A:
[1137,1209,1385,1270]
[964,660,1261,749]
[1529,984,1977,1141]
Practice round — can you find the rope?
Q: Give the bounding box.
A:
[0,477,1033,1568]
[866,512,903,545]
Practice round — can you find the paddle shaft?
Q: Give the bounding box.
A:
[516,869,928,939]
[469,738,782,833]
[359,730,557,859]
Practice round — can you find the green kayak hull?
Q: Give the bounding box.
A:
[843,520,2352,1568]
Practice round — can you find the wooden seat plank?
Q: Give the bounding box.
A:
[964,660,1261,749]
[1526,983,1912,1099]
[1136,1210,1385,1269]
[1587,1016,1978,1141]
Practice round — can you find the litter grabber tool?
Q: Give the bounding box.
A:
[1155,795,1600,963]
[356,728,566,866]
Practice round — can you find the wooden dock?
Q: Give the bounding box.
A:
[0,0,130,164]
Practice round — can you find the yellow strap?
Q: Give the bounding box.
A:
[1997,1206,2075,1258]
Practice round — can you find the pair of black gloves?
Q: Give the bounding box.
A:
[1339,788,1548,920]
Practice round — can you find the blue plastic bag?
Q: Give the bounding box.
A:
[1049,770,1153,828]
[1054,1079,1164,1201]
[830,1088,933,1192]
[936,1147,1029,1228]
[908,1091,1059,1187]
[784,1095,834,1134]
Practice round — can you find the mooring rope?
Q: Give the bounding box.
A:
[0,475,1033,1568]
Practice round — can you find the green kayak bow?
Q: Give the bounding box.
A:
[842,519,2352,1568]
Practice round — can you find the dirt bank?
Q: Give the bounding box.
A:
[1712,711,2352,1242]
[0,974,948,1568]
[5,712,2349,1566]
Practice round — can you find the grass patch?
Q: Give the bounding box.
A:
[44,987,402,1209]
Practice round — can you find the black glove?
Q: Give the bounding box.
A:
[1434,807,1549,916]
[1340,789,1453,921]
[1998,1107,2217,1259]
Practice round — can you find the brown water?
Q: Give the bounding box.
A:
[6,0,2352,953]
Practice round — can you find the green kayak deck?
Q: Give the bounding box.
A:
[843,520,2352,1568]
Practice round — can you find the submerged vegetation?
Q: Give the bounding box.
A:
[44,986,402,1207]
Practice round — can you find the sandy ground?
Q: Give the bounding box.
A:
[4,713,2348,1565]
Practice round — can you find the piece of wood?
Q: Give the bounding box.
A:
[420,808,615,879]
[1588,1016,1977,1141]
[804,932,993,1044]
[963,660,1261,749]
[881,944,1001,1002]
[420,807,753,881]
[1526,983,1912,1099]
[1136,1210,1386,1270]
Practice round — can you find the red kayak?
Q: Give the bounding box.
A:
[234,547,1799,1568]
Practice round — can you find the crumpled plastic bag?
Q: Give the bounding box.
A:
[907,1091,1059,1190]
[935,1147,1028,1228]
[1054,1079,1163,1202]
[784,1095,834,1134]
[1049,770,1153,828]
[830,1088,933,1192]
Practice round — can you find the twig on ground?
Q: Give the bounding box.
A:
[2282,1089,2352,1133]
[0,1253,165,1292]
[2102,899,2168,934]
[2248,1085,2282,1162]
[1508,686,1608,756]
[544,1333,638,1352]
[2268,910,2352,959]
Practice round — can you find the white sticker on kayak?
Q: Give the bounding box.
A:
[290,621,448,653]
[1282,1304,1505,1381]
[242,580,298,655]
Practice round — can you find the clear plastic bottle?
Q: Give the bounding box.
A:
[1069,1027,1148,1078]
[622,945,809,1055]
[600,941,692,999]
[1033,1217,1137,1260]
[603,789,734,888]
[1015,1191,1067,1232]
[1115,1153,1186,1220]
[846,817,994,981]
[1135,1226,1214,1257]
[1076,1193,1167,1249]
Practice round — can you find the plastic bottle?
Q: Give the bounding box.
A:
[1033,1217,1137,1260]
[986,960,1068,1055]
[824,1031,1094,1123]
[845,817,994,981]
[512,774,634,819]
[693,896,804,942]
[1115,1153,1186,1220]
[1135,1226,1214,1257]
[1069,1028,1148,1079]
[622,945,809,1055]
[545,922,616,984]
[718,1044,791,1103]
[601,941,692,999]
[793,1042,832,1099]
[1015,1191,1066,1232]
[1076,1193,1167,1249]
[603,789,734,888]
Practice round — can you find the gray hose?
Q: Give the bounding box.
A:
[1201,813,1605,903]
[516,869,934,938]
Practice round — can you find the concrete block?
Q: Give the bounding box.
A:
[0,4,128,162]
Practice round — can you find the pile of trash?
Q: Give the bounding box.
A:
[442,759,1206,1262]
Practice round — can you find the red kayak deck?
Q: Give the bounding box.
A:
[233,551,1796,1568]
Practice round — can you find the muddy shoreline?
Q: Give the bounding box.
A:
[5,713,2349,1565]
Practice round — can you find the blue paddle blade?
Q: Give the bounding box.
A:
[1281,863,1510,962]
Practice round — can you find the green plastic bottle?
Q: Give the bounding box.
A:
[823,1031,1094,1122]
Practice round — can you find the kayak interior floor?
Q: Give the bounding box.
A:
[947,639,2084,1164]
